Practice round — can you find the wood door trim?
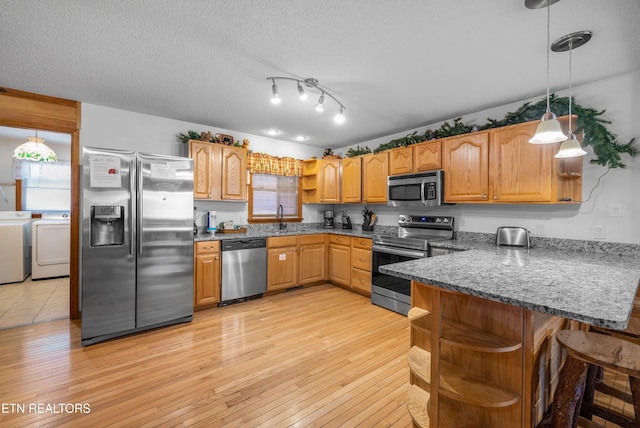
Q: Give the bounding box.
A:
[0,86,81,320]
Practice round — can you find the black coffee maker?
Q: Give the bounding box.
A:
[323,210,334,229]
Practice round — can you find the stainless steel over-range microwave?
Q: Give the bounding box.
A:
[387,170,444,207]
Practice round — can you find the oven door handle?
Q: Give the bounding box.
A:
[420,180,427,206]
[372,245,427,259]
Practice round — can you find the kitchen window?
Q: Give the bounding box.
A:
[249,173,302,222]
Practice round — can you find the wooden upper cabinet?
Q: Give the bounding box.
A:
[362,152,389,203]
[443,132,490,202]
[318,159,341,203]
[341,157,362,203]
[221,146,247,201]
[490,121,554,202]
[413,141,442,172]
[191,141,214,199]
[188,140,247,201]
[389,147,413,175]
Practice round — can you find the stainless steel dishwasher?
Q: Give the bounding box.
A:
[220,238,267,303]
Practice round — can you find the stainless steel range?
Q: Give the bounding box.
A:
[371,214,455,315]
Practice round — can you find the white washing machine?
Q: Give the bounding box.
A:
[0,211,32,284]
[32,212,70,280]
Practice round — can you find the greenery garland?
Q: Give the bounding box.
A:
[356,95,637,169]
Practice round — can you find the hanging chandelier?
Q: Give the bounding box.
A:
[528,0,567,144]
[266,77,346,124]
[12,131,58,162]
[553,31,591,158]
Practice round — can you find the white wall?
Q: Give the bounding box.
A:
[337,71,640,244]
[80,104,326,225]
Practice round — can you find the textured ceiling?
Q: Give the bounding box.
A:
[1,0,639,149]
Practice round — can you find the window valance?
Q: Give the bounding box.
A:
[248,153,304,177]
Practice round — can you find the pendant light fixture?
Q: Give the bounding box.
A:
[528,0,567,144]
[12,131,58,162]
[266,76,346,124]
[553,31,591,158]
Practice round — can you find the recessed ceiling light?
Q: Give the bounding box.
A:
[295,135,308,141]
[265,129,281,136]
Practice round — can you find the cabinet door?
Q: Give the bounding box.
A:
[443,132,490,202]
[329,244,351,287]
[221,146,247,201]
[194,252,220,307]
[299,243,326,284]
[413,141,442,172]
[267,247,298,291]
[318,159,340,203]
[389,147,413,175]
[341,157,362,203]
[362,152,389,203]
[351,268,371,295]
[189,141,214,200]
[491,122,554,202]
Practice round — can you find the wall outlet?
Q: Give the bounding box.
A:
[609,202,623,217]
[593,225,606,240]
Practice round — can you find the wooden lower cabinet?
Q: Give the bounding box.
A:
[299,234,327,285]
[328,235,351,287]
[408,281,567,427]
[194,241,221,308]
[267,234,326,291]
[350,237,372,296]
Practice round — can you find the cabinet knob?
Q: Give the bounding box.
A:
[215,255,219,260]
[482,194,487,199]
[493,195,499,200]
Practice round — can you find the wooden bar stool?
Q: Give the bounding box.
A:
[549,330,640,428]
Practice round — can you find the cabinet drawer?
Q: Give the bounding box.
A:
[351,247,372,271]
[351,237,372,250]
[351,268,371,294]
[329,235,351,246]
[299,234,325,246]
[196,241,220,254]
[268,236,299,248]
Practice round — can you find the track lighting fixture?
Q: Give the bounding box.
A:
[270,79,281,105]
[529,0,567,144]
[552,31,591,158]
[266,76,346,124]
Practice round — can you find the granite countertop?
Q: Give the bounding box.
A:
[194,228,381,242]
[380,242,640,330]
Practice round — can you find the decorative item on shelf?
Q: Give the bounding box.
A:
[12,131,57,162]
[345,145,372,158]
[528,0,567,144]
[199,131,213,142]
[322,148,341,159]
[552,31,591,158]
[215,133,234,145]
[361,206,376,232]
[217,221,246,234]
[242,139,250,149]
[266,76,346,124]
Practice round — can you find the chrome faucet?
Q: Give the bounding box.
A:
[277,204,286,230]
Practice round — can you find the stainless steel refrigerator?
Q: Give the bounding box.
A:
[81,147,194,346]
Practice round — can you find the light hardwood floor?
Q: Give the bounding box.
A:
[0,284,413,427]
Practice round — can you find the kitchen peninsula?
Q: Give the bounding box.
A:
[380,243,640,427]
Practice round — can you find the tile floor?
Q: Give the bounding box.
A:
[0,276,69,330]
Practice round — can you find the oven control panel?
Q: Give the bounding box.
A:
[398,215,454,230]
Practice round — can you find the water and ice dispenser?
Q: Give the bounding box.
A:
[90,205,125,246]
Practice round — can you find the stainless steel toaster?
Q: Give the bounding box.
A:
[496,227,531,248]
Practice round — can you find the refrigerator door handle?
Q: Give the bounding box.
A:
[137,159,143,255]
[129,160,136,256]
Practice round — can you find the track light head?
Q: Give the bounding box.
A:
[315,93,325,112]
[270,79,281,105]
[297,81,308,101]
[334,106,346,124]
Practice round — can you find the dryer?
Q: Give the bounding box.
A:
[0,211,32,284]
[32,212,70,280]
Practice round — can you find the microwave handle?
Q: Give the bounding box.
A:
[420,181,427,205]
